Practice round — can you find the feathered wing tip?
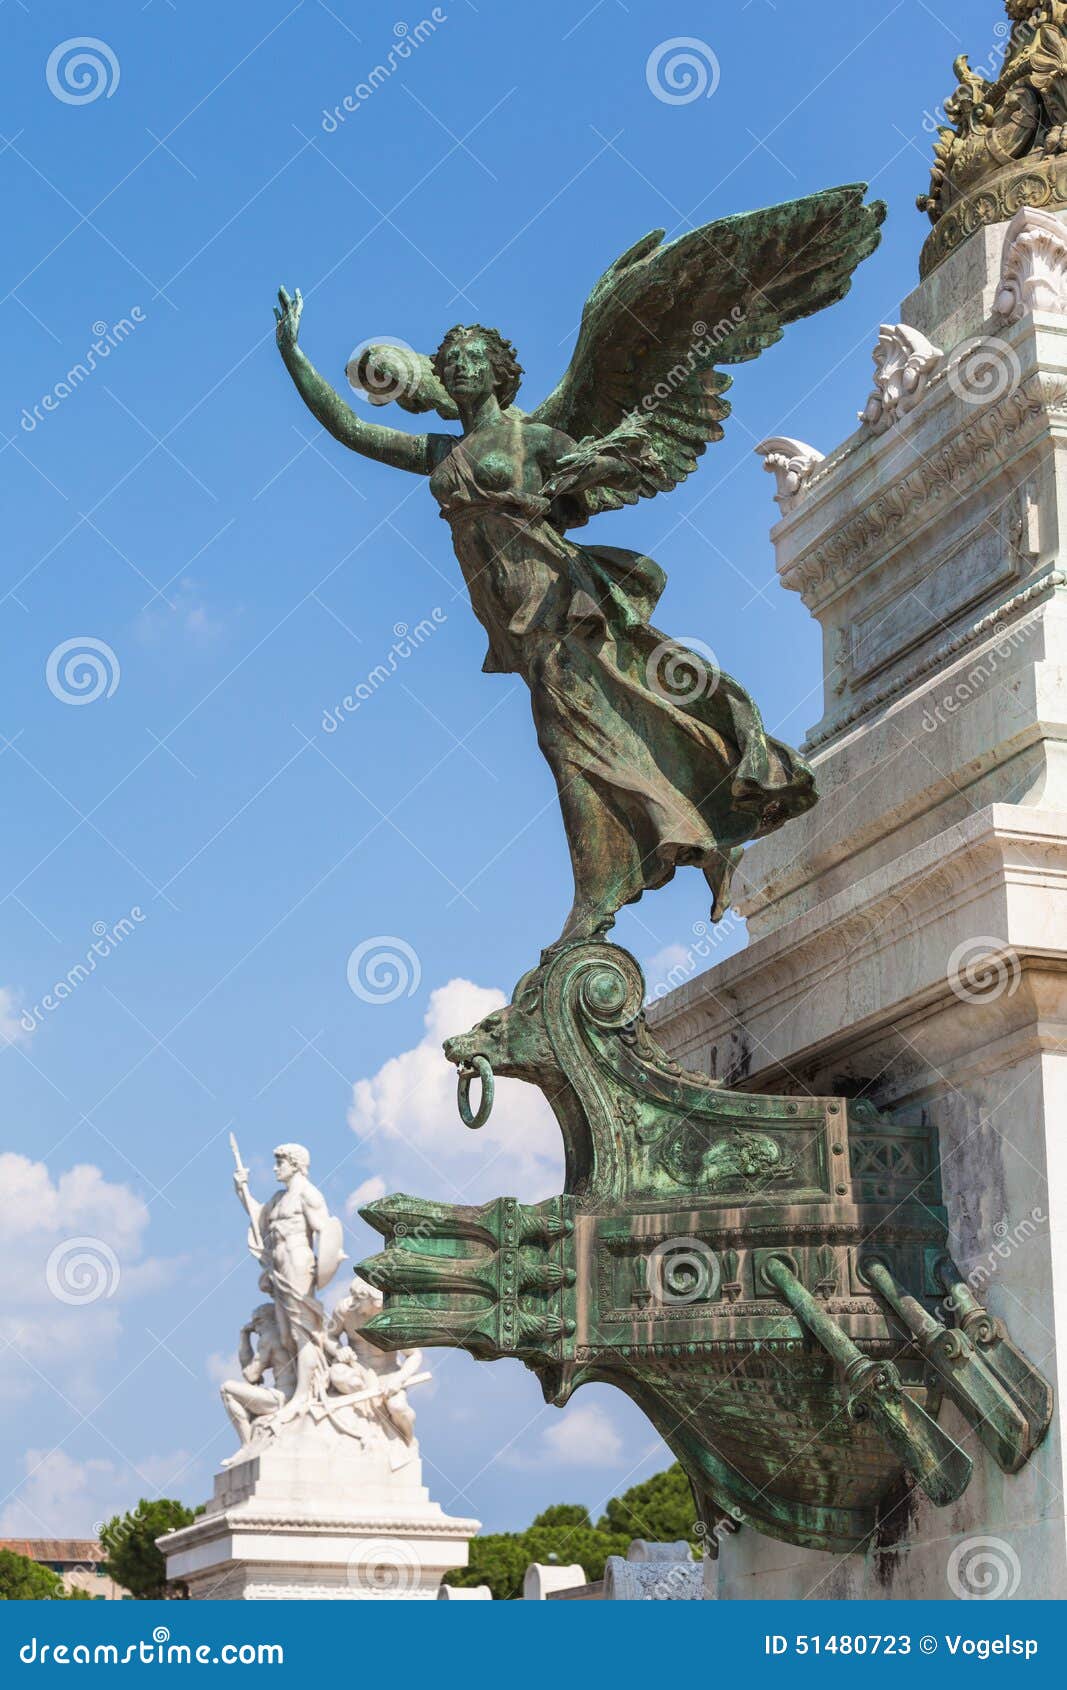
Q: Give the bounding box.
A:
[713,183,887,362]
[530,183,886,521]
[344,186,886,484]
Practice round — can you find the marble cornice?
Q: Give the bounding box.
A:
[777,364,1067,614]
[804,570,1065,751]
[650,806,1067,1040]
[160,1509,480,1543]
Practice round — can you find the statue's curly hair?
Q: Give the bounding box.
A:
[273,1141,310,1173]
[431,325,524,410]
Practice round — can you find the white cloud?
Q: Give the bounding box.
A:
[205,1351,239,1386]
[643,943,692,995]
[136,578,223,648]
[0,1154,149,1250]
[540,1402,624,1467]
[0,1446,199,1537]
[0,1155,168,1406]
[346,1174,386,1215]
[0,986,32,1046]
[347,979,564,1203]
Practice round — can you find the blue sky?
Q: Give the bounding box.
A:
[2,0,985,1542]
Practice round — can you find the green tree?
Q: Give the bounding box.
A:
[596,1463,700,1547]
[525,1503,591,1531]
[99,1499,198,1599]
[0,1548,91,1600]
[445,1466,700,1599]
[447,1533,532,1601]
[446,1503,630,1599]
[521,1519,631,1585]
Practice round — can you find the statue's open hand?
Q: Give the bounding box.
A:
[274,286,303,352]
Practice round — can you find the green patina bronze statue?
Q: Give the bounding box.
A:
[357,943,1051,1552]
[277,179,1052,1559]
[276,185,883,948]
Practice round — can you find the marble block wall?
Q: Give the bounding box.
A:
[651,208,1067,1602]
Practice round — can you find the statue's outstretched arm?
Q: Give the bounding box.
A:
[274,287,438,476]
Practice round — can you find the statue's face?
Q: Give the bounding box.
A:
[439,335,495,403]
[274,1152,295,1183]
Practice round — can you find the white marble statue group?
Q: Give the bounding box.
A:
[220,1138,426,1465]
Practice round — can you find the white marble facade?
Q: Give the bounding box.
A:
[652,208,1067,1601]
[159,1409,479,1600]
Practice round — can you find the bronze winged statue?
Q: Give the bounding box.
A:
[276,185,885,948]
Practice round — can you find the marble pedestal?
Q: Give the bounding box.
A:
[652,209,1067,1601]
[158,1416,478,1600]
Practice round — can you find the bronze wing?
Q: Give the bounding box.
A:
[530,183,886,518]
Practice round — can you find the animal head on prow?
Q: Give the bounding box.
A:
[442,967,558,1086]
[442,945,651,1087]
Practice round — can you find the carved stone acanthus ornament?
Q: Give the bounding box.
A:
[995,204,1067,316]
[781,369,1067,611]
[860,325,943,432]
[754,437,825,508]
[918,3,1067,276]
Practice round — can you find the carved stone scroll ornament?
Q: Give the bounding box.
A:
[859,325,943,433]
[359,941,1053,1555]
[995,204,1067,317]
[754,437,825,508]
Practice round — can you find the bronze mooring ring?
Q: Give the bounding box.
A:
[457,1054,494,1130]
